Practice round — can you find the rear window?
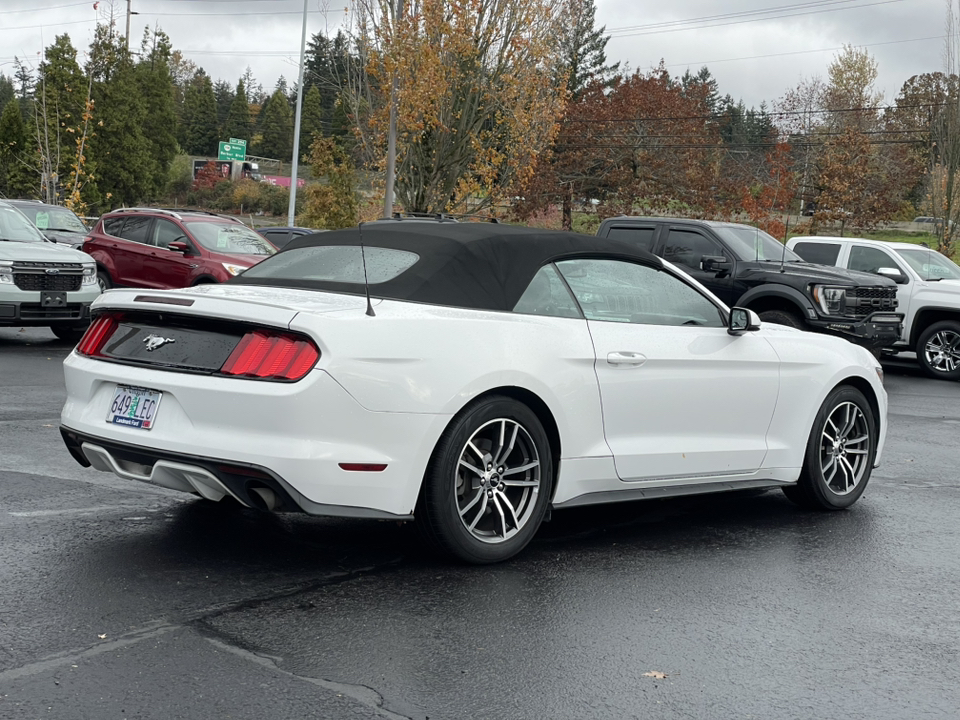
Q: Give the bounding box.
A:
[240,245,419,284]
[793,241,841,266]
[604,226,656,251]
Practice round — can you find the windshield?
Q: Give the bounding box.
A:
[714,226,802,263]
[0,205,47,243]
[896,247,960,281]
[16,205,87,233]
[184,221,277,255]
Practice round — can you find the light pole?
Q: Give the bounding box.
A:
[382,0,404,219]
[287,0,309,226]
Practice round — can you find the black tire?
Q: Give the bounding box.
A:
[417,395,553,564]
[96,270,112,292]
[758,309,803,329]
[50,324,87,343]
[916,320,960,381]
[782,385,876,510]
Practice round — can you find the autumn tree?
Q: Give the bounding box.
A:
[299,136,359,229]
[352,0,566,214]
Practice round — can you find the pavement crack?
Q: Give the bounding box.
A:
[200,633,412,720]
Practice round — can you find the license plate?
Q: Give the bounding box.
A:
[107,385,163,430]
[41,291,67,307]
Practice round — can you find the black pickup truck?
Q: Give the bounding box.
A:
[596,216,903,350]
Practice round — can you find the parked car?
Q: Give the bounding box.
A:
[83,208,275,291]
[5,199,89,249]
[60,223,886,563]
[0,200,99,341]
[789,236,960,381]
[596,217,903,352]
[256,226,323,250]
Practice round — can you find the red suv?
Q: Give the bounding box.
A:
[83,208,276,291]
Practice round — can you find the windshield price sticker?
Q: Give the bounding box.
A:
[107,385,163,430]
[35,212,49,229]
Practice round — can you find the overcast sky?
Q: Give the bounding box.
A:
[0,0,946,109]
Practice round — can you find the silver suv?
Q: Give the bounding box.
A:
[0,200,100,342]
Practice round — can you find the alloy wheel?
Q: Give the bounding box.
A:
[820,401,870,495]
[455,418,541,544]
[924,330,960,374]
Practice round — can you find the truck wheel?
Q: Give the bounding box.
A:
[916,321,960,381]
[758,309,803,329]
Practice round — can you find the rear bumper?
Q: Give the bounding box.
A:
[808,312,903,350]
[60,353,451,516]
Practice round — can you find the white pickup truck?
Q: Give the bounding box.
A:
[0,200,100,342]
[787,235,960,381]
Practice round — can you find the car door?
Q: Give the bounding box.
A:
[845,243,912,342]
[113,215,155,286]
[146,218,199,289]
[658,227,738,306]
[555,258,780,482]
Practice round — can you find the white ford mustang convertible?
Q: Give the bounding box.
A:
[60,221,887,563]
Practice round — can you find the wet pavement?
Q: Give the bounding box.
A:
[1,327,958,719]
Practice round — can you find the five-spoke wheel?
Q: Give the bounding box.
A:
[783,385,876,510]
[418,396,552,563]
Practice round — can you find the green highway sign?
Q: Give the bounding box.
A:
[218,141,245,162]
[229,138,247,147]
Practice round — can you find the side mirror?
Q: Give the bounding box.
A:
[701,255,732,273]
[877,267,908,284]
[728,307,762,336]
[167,240,189,253]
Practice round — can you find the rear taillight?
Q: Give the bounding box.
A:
[76,314,119,356]
[220,330,319,381]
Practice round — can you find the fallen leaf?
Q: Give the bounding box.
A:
[97,634,106,639]
[642,671,667,679]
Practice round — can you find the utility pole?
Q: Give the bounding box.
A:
[382,0,404,219]
[287,0,309,226]
[124,0,138,53]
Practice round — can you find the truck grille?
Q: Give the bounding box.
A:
[846,286,898,319]
[13,262,83,292]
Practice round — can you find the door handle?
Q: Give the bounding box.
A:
[607,351,647,367]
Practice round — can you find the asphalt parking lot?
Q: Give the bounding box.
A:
[1,327,958,719]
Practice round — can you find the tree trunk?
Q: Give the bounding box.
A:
[562,185,572,231]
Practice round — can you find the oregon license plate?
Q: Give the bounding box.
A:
[107,385,163,430]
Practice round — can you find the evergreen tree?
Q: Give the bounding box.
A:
[0,99,36,197]
[13,57,34,120]
[88,23,153,207]
[213,79,234,135]
[256,87,293,160]
[222,79,251,142]
[181,69,219,156]
[135,28,179,198]
[298,84,325,153]
[303,30,355,144]
[681,66,720,114]
[0,75,14,116]
[555,0,619,99]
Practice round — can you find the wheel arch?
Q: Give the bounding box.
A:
[739,286,816,320]
[436,385,562,501]
[908,308,960,347]
[832,376,882,438]
[191,276,218,286]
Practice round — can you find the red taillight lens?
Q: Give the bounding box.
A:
[220,330,320,381]
[76,314,119,356]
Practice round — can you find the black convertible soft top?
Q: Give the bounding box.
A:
[231,222,663,312]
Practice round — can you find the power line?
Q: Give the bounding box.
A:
[607,0,867,34]
[664,34,948,70]
[0,2,91,14]
[0,18,95,31]
[607,0,905,38]
[560,103,947,124]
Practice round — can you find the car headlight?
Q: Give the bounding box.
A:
[0,262,11,285]
[222,263,246,276]
[812,285,846,315]
[81,265,97,285]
